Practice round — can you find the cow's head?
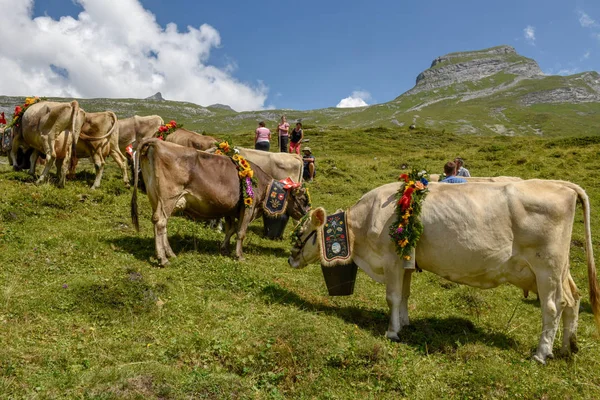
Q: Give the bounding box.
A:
[286,184,311,220]
[288,207,325,269]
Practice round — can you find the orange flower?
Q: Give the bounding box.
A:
[403,255,411,260]
[415,181,425,190]
[244,197,253,206]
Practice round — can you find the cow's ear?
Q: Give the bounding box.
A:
[311,207,326,227]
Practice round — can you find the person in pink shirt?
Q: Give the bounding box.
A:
[277,115,290,152]
[254,121,271,151]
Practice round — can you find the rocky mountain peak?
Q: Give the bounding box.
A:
[410,45,542,95]
[145,92,165,101]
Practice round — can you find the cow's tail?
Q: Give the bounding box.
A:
[131,140,145,232]
[70,100,80,156]
[564,182,600,332]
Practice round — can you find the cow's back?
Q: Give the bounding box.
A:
[166,129,217,151]
[350,180,578,288]
[238,148,303,181]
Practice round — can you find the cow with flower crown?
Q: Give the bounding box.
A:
[288,171,600,364]
[131,138,311,265]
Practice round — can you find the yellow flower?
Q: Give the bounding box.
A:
[24,97,38,106]
[408,180,415,186]
[239,169,254,179]
[244,197,253,206]
[403,255,411,260]
[165,123,172,129]
[219,141,230,149]
[399,239,409,247]
[402,213,410,220]
[232,154,240,161]
[215,150,223,155]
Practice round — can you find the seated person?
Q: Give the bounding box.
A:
[441,161,467,183]
[454,157,471,177]
[302,147,316,181]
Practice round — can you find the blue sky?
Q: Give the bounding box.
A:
[5,0,599,110]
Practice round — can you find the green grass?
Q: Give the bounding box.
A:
[1,126,600,398]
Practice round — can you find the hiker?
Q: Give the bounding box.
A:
[454,157,471,177]
[441,161,466,183]
[289,122,304,155]
[254,121,271,151]
[302,147,316,181]
[277,115,290,153]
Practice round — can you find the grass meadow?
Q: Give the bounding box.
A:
[1,126,600,399]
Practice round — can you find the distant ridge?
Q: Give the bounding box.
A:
[1,45,599,137]
[208,103,236,112]
[145,92,165,101]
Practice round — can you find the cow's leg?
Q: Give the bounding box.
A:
[152,207,171,266]
[28,149,39,176]
[220,217,235,255]
[234,208,253,261]
[90,152,106,190]
[37,132,58,184]
[560,273,581,357]
[384,261,407,342]
[533,268,564,364]
[67,156,79,180]
[10,135,23,171]
[109,145,130,188]
[399,269,413,328]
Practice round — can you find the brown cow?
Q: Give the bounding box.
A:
[10,101,84,188]
[165,128,219,151]
[117,115,164,153]
[131,138,311,266]
[70,111,129,189]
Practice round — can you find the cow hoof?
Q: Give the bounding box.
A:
[12,165,22,172]
[532,354,546,365]
[532,352,553,365]
[386,332,401,342]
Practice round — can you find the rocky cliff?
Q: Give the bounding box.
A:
[401,45,600,109]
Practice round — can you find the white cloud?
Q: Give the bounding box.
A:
[582,50,591,60]
[336,90,371,108]
[523,25,536,45]
[578,11,597,28]
[0,0,268,111]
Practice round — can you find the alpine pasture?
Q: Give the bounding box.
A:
[1,125,600,399]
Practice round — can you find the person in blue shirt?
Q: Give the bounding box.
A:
[441,161,467,183]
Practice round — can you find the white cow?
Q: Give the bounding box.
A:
[288,180,600,364]
[235,148,303,182]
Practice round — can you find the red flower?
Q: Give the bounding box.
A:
[169,120,177,126]
[14,105,22,116]
[157,135,164,141]
[399,174,409,183]
[159,125,168,133]
[400,187,414,211]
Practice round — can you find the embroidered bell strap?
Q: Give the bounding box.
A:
[263,179,289,217]
[320,211,352,265]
